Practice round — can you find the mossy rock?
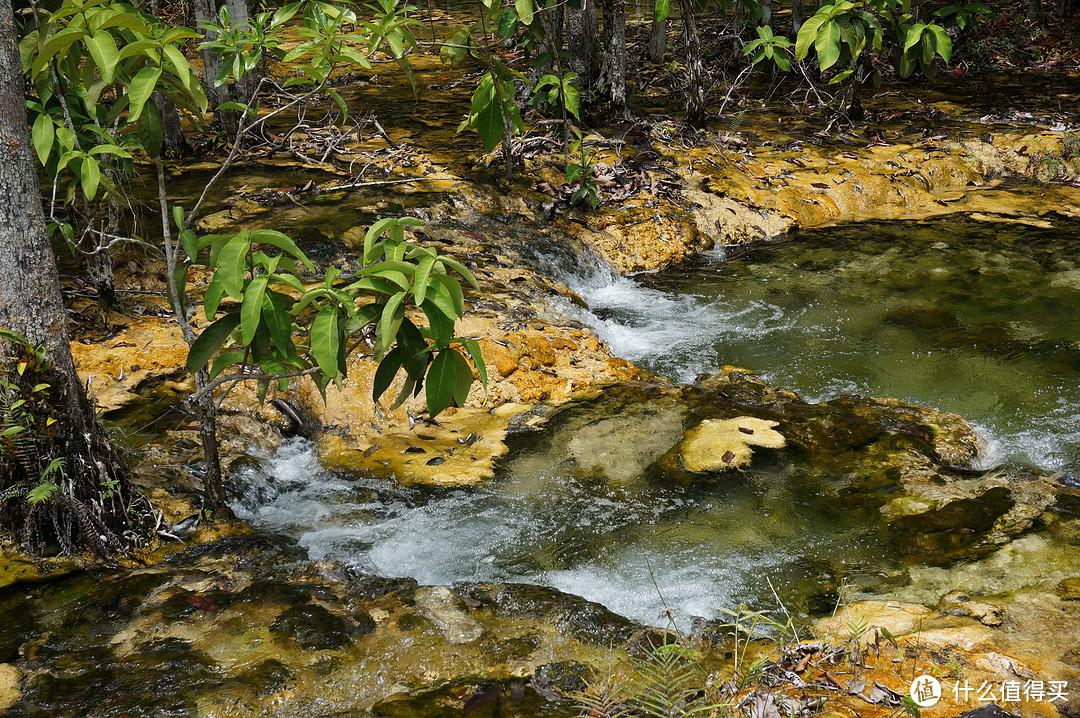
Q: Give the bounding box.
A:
[270,604,351,650]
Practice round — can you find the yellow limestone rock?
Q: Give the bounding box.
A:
[677,417,785,472]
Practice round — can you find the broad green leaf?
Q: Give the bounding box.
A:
[424,350,458,417]
[218,233,251,299]
[375,292,405,358]
[421,299,454,347]
[902,22,926,53]
[241,274,269,345]
[79,156,101,201]
[388,374,417,410]
[309,305,340,378]
[210,350,246,379]
[172,263,189,316]
[815,20,843,70]
[85,31,119,84]
[412,255,436,305]
[435,255,479,289]
[262,292,294,354]
[187,313,241,373]
[794,12,828,61]
[397,318,429,378]
[927,23,952,62]
[203,272,226,320]
[31,114,54,166]
[344,276,399,296]
[430,274,465,316]
[162,43,193,89]
[424,278,458,320]
[372,346,402,403]
[463,339,488,396]
[451,350,473,407]
[31,28,85,77]
[515,0,534,24]
[655,0,670,23]
[250,229,315,269]
[127,65,161,122]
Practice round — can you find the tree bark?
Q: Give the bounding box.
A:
[597,0,627,116]
[153,92,192,157]
[0,0,150,558]
[678,0,707,126]
[566,0,599,90]
[648,14,667,62]
[192,0,235,134]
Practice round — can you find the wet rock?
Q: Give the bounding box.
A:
[415,586,484,644]
[880,454,1059,559]
[955,705,1021,718]
[1058,577,1080,601]
[490,583,639,645]
[813,600,934,645]
[676,416,786,472]
[0,664,19,712]
[270,604,352,650]
[939,590,1005,626]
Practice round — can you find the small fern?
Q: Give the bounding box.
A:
[630,636,722,718]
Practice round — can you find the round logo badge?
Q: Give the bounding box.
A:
[910,675,942,707]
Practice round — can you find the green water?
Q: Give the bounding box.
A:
[566,210,1080,472]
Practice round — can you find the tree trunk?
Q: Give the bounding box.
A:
[531,0,563,83]
[759,0,772,26]
[678,0,707,126]
[648,13,667,62]
[225,0,257,103]
[153,92,192,157]
[192,0,235,134]
[0,0,151,558]
[597,0,627,117]
[566,0,599,90]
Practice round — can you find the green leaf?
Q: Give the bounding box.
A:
[309,305,340,378]
[425,350,457,417]
[430,274,465,316]
[412,255,436,305]
[421,299,454,347]
[85,31,119,84]
[815,20,843,70]
[463,339,488,396]
[203,272,226,320]
[927,23,952,63]
[372,346,402,403]
[794,11,828,61]
[902,22,926,53]
[209,350,246,379]
[374,292,406,358]
[250,229,315,270]
[515,0,534,24]
[218,232,251,299]
[26,483,58,505]
[655,0,670,23]
[241,274,269,345]
[31,114,55,166]
[397,318,430,378]
[451,350,474,407]
[172,262,189,316]
[187,313,241,373]
[79,156,101,201]
[137,94,165,158]
[435,255,480,289]
[127,65,162,122]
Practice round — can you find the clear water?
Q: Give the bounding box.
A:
[234,211,1080,626]
[553,213,1080,472]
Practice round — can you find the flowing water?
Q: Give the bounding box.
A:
[231,205,1080,627]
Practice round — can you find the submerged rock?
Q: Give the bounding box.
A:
[676,416,786,472]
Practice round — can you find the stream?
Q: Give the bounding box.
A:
[230,199,1080,627]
